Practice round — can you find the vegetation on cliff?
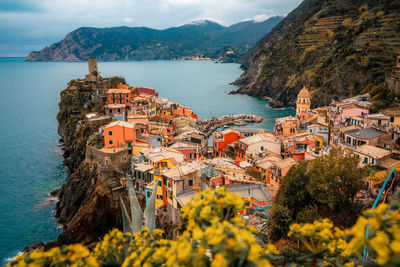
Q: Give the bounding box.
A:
[9,187,400,266]
[234,0,400,109]
[26,17,282,62]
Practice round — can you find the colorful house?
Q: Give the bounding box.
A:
[383,107,400,128]
[103,121,136,152]
[213,129,242,157]
[107,88,131,105]
[275,116,299,137]
[269,158,296,189]
[354,144,392,166]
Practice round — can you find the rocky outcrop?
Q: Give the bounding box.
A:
[53,77,129,246]
[26,18,282,62]
[233,0,400,108]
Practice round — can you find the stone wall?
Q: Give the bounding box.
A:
[86,145,130,169]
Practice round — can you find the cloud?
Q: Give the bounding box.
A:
[0,0,303,56]
[123,17,134,23]
[252,14,270,22]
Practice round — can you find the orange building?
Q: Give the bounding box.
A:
[103,121,136,150]
[107,88,131,106]
[173,105,198,120]
[275,116,299,137]
[213,129,242,157]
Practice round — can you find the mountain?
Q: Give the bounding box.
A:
[233,0,400,109]
[26,17,283,62]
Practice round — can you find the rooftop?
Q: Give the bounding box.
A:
[106,104,126,109]
[133,162,154,172]
[228,184,271,203]
[107,88,131,94]
[238,133,278,146]
[383,107,400,116]
[355,144,392,159]
[346,128,387,140]
[273,157,296,169]
[103,120,135,129]
[163,161,207,180]
[202,157,242,170]
[297,86,311,98]
[141,147,185,165]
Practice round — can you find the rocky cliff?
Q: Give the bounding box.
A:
[233,0,400,108]
[26,18,282,62]
[54,77,128,246]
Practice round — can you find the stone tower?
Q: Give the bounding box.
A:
[85,57,99,82]
[296,86,311,117]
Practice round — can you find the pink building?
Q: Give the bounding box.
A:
[339,104,369,123]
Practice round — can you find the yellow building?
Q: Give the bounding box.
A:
[296,86,311,117]
[384,107,400,127]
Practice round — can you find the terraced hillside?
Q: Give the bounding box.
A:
[234,0,400,110]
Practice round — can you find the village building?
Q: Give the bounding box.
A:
[339,127,387,150]
[275,116,299,137]
[235,128,265,137]
[134,86,159,97]
[383,107,400,128]
[338,103,369,123]
[163,161,208,222]
[269,157,296,190]
[232,133,282,162]
[213,129,242,157]
[354,144,392,166]
[106,104,127,120]
[107,88,131,106]
[296,86,311,118]
[364,114,390,130]
[168,140,203,161]
[103,121,137,154]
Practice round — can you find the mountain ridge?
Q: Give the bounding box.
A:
[26,17,283,62]
[233,0,400,109]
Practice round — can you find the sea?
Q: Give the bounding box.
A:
[0,57,294,264]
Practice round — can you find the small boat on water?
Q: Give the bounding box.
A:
[234,120,247,126]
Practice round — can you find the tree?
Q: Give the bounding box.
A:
[270,151,368,241]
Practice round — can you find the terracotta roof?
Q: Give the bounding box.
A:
[297,86,311,98]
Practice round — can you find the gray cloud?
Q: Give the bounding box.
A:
[0,0,302,56]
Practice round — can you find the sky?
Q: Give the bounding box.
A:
[0,0,303,56]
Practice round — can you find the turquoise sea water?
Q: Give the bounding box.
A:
[0,57,294,263]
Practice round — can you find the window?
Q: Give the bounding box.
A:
[108,130,113,136]
[188,180,193,186]
[108,140,113,145]
[157,194,163,200]
[190,153,196,159]
[157,180,162,186]
[391,116,395,123]
[260,146,264,151]
[364,157,368,164]
[147,191,151,198]
[371,158,375,164]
